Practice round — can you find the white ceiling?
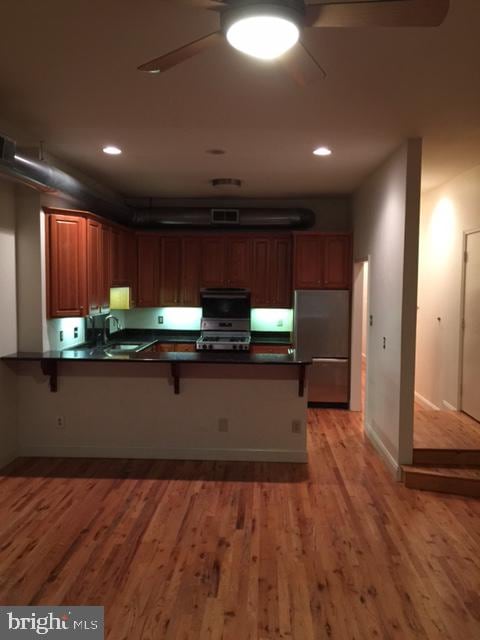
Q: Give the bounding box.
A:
[0,0,479,198]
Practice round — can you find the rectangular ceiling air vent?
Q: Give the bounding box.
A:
[211,209,240,225]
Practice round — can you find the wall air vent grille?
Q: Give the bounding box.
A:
[211,209,240,225]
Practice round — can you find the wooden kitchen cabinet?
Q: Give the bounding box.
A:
[111,225,133,287]
[323,235,351,289]
[136,234,159,308]
[252,236,292,307]
[160,237,182,306]
[250,345,291,355]
[100,224,112,310]
[181,237,201,306]
[200,237,227,288]
[226,236,252,288]
[294,233,351,290]
[86,218,103,313]
[46,211,87,318]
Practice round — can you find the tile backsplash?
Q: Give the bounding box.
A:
[46,317,86,351]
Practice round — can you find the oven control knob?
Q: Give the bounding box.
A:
[209,345,213,350]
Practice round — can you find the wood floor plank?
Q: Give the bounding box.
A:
[1,409,480,639]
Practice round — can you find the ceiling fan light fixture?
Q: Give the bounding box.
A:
[226,15,300,60]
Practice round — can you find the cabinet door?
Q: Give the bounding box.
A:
[181,237,201,306]
[175,343,196,352]
[100,224,111,311]
[271,237,292,307]
[111,226,131,286]
[251,238,270,306]
[323,235,351,289]
[137,235,159,307]
[201,237,226,288]
[226,237,252,288]
[47,213,87,318]
[86,219,102,313]
[160,236,182,306]
[294,235,323,289]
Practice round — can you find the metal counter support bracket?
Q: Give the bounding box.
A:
[298,364,306,398]
[41,359,58,392]
[171,363,180,395]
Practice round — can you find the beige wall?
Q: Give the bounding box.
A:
[15,362,307,462]
[353,140,422,472]
[416,164,480,410]
[0,179,18,467]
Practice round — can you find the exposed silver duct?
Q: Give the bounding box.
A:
[132,207,315,229]
[0,134,131,224]
[0,134,315,230]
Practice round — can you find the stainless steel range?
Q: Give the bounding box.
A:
[196,288,251,352]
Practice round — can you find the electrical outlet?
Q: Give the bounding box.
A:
[158,316,164,325]
[383,337,386,350]
[292,420,302,434]
[59,330,64,342]
[218,418,229,432]
[56,416,65,429]
[74,326,79,339]
[277,319,283,327]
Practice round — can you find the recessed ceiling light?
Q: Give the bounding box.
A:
[102,145,122,155]
[313,146,332,157]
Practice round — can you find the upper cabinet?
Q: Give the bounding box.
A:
[46,211,87,318]
[46,207,352,320]
[293,233,351,290]
[252,236,292,307]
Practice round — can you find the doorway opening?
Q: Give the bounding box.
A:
[350,259,369,418]
[460,229,480,423]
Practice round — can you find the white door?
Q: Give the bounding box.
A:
[462,231,480,421]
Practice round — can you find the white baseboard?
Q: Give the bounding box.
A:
[18,445,308,464]
[364,422,401,481]
[442,400,458,412]
[414,391,440,411]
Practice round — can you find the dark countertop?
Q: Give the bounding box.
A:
[111,329,292,346]
[2,349,309,366]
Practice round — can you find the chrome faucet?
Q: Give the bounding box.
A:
[103,314,121,344]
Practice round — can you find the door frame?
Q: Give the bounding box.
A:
[458,227,480,412]
[350,257,370,415]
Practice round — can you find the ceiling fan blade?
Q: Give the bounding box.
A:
[175,0,226,9]
[278,41,326,87]
[138,31,223,73]
[305,0,449,28]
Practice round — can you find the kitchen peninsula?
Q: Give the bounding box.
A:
[3,347,310,463]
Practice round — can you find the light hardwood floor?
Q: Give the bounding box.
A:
[1,409,480,640]
[414,407,480,450]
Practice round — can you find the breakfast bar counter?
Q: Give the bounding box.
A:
[3,349,310,464]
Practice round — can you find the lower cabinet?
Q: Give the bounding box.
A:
[250,345,291,355]
[154,342,195,353]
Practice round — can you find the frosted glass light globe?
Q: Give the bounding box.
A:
[226,16,300,60]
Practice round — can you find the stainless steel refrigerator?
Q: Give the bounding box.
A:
[293,290,350,404]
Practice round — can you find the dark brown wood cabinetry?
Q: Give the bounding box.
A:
[86,218,102,313]
[180,237,201,306]
[293,233,351,290]
[46,207,353,319]
[252,236,292,307]
[160,237,182,306]
[200,237,227,288]
[46,211,87,318]
[136,234,159,308]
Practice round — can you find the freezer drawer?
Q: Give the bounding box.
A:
[308,358,349,404]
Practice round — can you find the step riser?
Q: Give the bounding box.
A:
[404,472,480,498]
[413,450,480,466]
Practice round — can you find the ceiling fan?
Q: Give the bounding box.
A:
[138,0,449,83]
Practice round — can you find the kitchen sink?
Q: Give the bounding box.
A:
[63,341,155,356]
